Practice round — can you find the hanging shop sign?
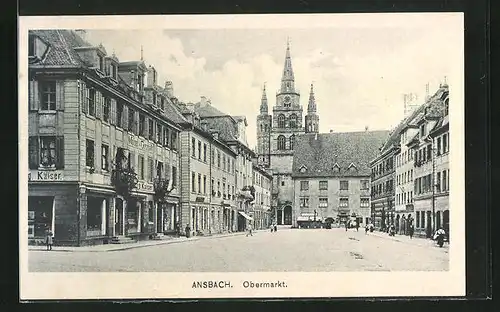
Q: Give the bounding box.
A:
[28,170,64,181]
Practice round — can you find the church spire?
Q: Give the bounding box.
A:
[280,38,295,93]
[260,83,268,114]
[308,83,317,113]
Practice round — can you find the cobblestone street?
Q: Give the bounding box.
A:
[28,228,449,272]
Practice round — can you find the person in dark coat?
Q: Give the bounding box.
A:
[274,224,278,232]
[45,229,53,251]
[408,224,414,239]
[345,221,349,231]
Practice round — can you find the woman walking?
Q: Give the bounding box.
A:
[45,229,53,251]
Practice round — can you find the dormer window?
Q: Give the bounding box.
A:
[332,163,340,173]
[347,162,357,171]
[110,63,118,79]
[299,165,307,173]
[28,34,48,61]
[152,93,157,106]
[28,35,35,57]
[98,54,105,72]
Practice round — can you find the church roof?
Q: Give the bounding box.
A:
[292,131,390,178]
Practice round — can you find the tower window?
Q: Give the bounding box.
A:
[277,135,286,150]
[289,135,295,150]
[278,114,285,128]
[289,114,297,128]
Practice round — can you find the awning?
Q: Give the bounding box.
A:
[238,211,253,221]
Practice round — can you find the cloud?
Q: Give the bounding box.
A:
[85,26,462,150]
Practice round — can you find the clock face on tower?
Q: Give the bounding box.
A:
[284,95,291,104]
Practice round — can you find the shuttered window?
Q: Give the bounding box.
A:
[40,81,56,111]
[29,136,64,169]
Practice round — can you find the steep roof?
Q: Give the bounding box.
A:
[29,29,90,66]
[194,102,227,118]
[202,116,239,142]
[292,131,390,178]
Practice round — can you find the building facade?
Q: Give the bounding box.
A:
[252,164,272,230]
[291,131,389,228]
[410,84,449,238]
[28,30,184,246]
[256,41,318,225]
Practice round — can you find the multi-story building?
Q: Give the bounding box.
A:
[252,164,272,230]
[409,84,449,238]
[193,99,256,232]
[291,131,389,228]
[27,30,185,246]
[175,105,237,236]
[256,40,318,225]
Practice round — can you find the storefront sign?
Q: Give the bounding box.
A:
[128,134,155,152]
[136,182,154,192]
[28,170,64,181]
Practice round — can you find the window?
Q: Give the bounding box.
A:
[319,181,328,190]
[171,131,178,150]
[442,170,447,191]
[198,141,202,160]
[191,172,196,192]
[420,124,425,137]
[148,119,154,141]
[437,137,442,155]
[153,93,157,106]
[87,88,96,116]
[289,135,295,150]
[444,98,449,116]
[128,108,135,133]
[198,173,202,194]
[443,134,448,153]
[110,63,117,79]
[281,180,285,186]
[217,151,221,168]
[171,166,177,188]
[427,144,432,161]
[156,161,163,179]
[101,144,109,171]
[277,135,286,150]
[289,114,297,128]
[148,158,154,182]
[222,182,226,197]
[156,124,162,143]
[191,138,196,157]
[86,139,94,168]
[40,81,56,111]
[360,198,370,208]
[360,180,369,190]
[339,198,349,208]
[416,211,420,228]
[203,175,207,194]
[436,172,441,192]
[103,98,110,122]
[300,181,309,191]
[211,149,215,165]
[163,127,169,147]
[29,35,35,57]
[211,179,215,194]
[203,144,207,162]
[319,198,328,208]
[138,155,144,180]
[299,197,309,207]
[39,136,56,167]
[278,114,285,128]
[160,98,165,111]
[139,114,145,136]
[340,180,349,190]
[116,102,123,128]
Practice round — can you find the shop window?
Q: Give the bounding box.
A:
[86,139,95,168]
[300,181,309,191]
[40,81,56,111]
[28,196,53,238]
[127,200,140,233]
[86,196,104,236]
[340,180,349,190]
[148,201,154,223]
[101,144,109,171]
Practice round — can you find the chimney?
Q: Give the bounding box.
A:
[365,126,369,131]
[165,81,174,98]
[75,29,87,42]
[200,96,207,106]
[146,65,157,87]
[186,103,195,112]
[329,129,333,133]
[212,130,219,140]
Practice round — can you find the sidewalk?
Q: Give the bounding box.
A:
[367,230,449,250]
[28,229,268,253]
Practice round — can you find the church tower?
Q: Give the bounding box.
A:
[305,83,319,133]
[256,83,272,168]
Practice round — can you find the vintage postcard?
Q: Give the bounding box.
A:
[19,13,465,300]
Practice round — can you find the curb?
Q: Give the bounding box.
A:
[28,230,268,253]
[368,231,449,249]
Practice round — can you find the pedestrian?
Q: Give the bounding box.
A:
[345,221,348,231]
[274,224,277,232]
[356,222,359,232]
[365,224,369,234]
[45,229,53,251]
[409,223,414,239]
[246,222,253,237]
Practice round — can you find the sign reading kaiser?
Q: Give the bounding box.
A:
[29,170,64,181]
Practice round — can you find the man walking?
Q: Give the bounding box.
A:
[408,223,414,239]
[246,221,253,237]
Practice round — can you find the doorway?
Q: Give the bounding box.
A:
[277,209,283,225]
[426,211,432,238]
[115,198,124,236]
[283,206,292,225]
[156,203,163,233]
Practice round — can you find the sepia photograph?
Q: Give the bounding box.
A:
[19,13,465,299]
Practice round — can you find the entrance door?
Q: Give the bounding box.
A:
[426,211,432,238]
[283,206,292,225]
[115,198,123,236]
[277,209,283,225]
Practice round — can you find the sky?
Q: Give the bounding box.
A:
[84,14,463,150]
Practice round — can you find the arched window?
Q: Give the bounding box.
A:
[289,135,295,150]
[260,124,264,132]
[278,114,285,128]
[289,114,297,128]
[277,135,286,150]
